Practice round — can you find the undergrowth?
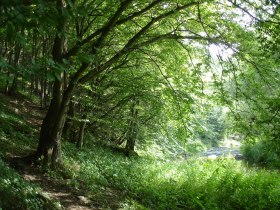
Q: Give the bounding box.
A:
[0,95,37,157]
[242,140,280,169]
[0,159,61,210]
[62,141,280,210]
[0,95,60,210]
[1,94,280,210]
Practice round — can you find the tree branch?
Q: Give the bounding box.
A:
[78,1,200,83]
[65,0,200,59]
[65,0,134,58]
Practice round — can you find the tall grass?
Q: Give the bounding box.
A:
[62,142,280,210]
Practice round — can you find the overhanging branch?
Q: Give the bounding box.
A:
[78,1,201,83]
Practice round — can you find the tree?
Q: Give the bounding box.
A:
[31,0,219,167]
[2,0,276,167]
[206,1,280,165]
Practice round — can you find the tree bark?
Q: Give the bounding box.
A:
[35,80,63,166]
[30,74,34,96]
[76,114,87,149]
[9,42,22,96]
[125,98,139,156]
[63,99,75,141]
[33,0,68,168]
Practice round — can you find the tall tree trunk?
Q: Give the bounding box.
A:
[33,0,68,168]
[4,49,13,94]
[9,74,19,96]
[0,39,8,77]
[42,77,48,108]
[76,114,87,149]
[48,81,52,98]
[40,77,44,107]
[4,72,10,94]
[63,99,75,141]
[125,98,139,156]
[9,41,22,96]
[35,76,39,95]
[30,74,34,95]
[35,80,63,166]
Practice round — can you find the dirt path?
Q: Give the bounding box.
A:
[13,160,125,210]
[12,163,94,210]
[6,94,46,130]
[3,96,123,210]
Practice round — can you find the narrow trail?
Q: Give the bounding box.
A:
[7,95,46,130]
[17,166,94,210]
[3,96,123,210]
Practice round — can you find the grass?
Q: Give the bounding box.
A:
[61,141,280,210]
[0,94,280,209]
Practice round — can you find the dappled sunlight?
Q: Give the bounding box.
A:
[1,0,280,209]
[59,141,280,209]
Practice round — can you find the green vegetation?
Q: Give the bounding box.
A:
[1,0,280,209]
[62,141,280,210]
[242,139,280,169]
[1,96,280,209]
[0,159,62,210]
[0,159,43,210]
[0,96,36,156]
[0,96,59,210]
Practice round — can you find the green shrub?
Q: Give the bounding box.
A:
[242,140,280,168]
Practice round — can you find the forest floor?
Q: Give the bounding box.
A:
[1,93,125,210]
[1,93,279,210]
[0,93,244,210]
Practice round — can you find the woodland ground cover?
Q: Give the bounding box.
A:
[62,141,280,210]
[0,95,279,210]
[0,96,60,210]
